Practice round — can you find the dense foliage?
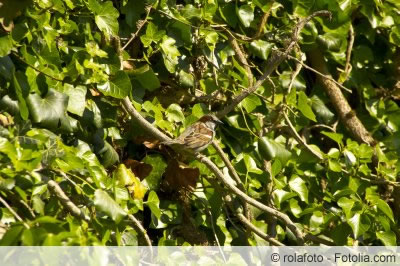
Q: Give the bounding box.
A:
[1,0,400,246]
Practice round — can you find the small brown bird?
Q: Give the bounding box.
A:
[162,114,223,153]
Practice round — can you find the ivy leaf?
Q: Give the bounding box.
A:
[0,35,12,56]
[258,137,292,165]
[146,190,161,219]
[311,95,334,124]
[97,71,132,99]
[289,175,309,203]
[62,84,87,116]
[142,154,167,190]
[27,88,72,131]
[376,199,394,222]
[298,91,317,122]
[166,104,185,123]
[242,94,262,113]
[348,212,370,238]
[88,0,119,38]
[13,71,29,120]
[376,231,396,246]
[160,36,181,73]
[0,55,15,80]
[237,4,254,28]
[94,189,127,223]
[249,40,273,60]
[140,22,165,47]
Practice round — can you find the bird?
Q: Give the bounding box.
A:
[162,114,223,153]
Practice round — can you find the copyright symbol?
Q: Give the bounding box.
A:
[271,253,280,262]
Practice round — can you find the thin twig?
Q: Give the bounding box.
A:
[282,110,324,160]
[121,5,152,51]
[12,52,64,82]
[285,53,353,93]
[212,140,251,221]
[287,59,302,95]
[341,24,354,83]
[47,180,90,222]
[127,214,153,250]
[0,195,30,229]
[252,9,272,40]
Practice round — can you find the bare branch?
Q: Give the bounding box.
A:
[121,5,152,51]
[127,214,153,249]
[212,140,251,221]
[47,180,90,222]
[0,195,30,229]
[342,24,354,83]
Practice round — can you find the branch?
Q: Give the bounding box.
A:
[227,33,253,87]
[47,180,90,222]
[224,194,284,246]
[216,10,332,118]
[127,214,153,249]
[342,24,354,83]
[282,110,324,160]
[0,195,30,229]
[307,48,376,146]
[212,140,251,221]
[121,96,305,244]
[195,153,305,245]
[121,5,152,51]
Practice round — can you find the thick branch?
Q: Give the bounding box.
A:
[47,180,90,222]
[307,49,376,146]
[216,10,332,118]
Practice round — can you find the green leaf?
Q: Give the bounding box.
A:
[289,198,302,218]
[27,88,71,131]
[311,95,334,124]
[219,3,237,28]
[134,66,161,91]
[140,22,165,47]
[0,55,15,80]
[160,36,181,73]
[289,175,309,203]
[88,0,119,38]
[97,71,132,98]
[328,159,342,172]
[62,84,87,116]
[146,190,161,219]
[376,231,396,246]
[237,5,254,28]
[94,189,126,223]
[166,104,185,123]
[13,71,29,120]
[242,94,262,113]
[298,91,317,122]
[348,212,370,238]
[258,137,292,165]
[96,141,119,168]
[321,131,343,145]
[317,32,344,52]
[142,154,167,190]
[249,40,273,60]
[0,35,12,56]
[376,199,394,222]
[243,154,263,174]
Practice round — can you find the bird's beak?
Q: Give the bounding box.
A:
[216,118,223,125]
